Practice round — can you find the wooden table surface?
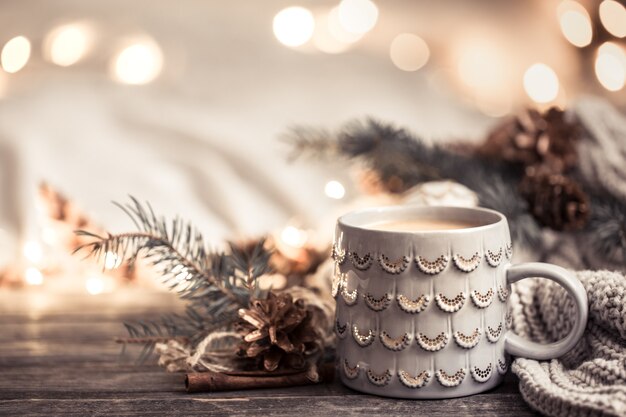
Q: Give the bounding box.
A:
[0,290,540,416]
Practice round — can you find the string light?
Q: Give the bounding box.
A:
[595,42,626,91]
[273,6,315,47]
[599,1,626,38]
[103,251,122,270]
[389,33,430,72]
[25,267,43,286]
[111,39,163,85]
[85,275,105,295]
[1,36,31,74]
[313,8,361,54]
[557,1,592,48]
[23,241,43,264]
[523,63,560,103]
[324,180,346,199]
[44,23,94,67]
[280,226,308,248]
[337,0,379,35]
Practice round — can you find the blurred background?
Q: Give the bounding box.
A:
[0,0,624,295]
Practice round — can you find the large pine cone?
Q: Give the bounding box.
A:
[481,108,579,173]
[520,167,589,231]
[236,292,322,372]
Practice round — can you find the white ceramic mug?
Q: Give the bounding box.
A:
[332,206,588,399]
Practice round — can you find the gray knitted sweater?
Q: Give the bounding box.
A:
[510,270,626,417]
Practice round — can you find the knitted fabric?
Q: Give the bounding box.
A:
[510,270,626,417]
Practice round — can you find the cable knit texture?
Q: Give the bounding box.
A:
[510,270,626,417]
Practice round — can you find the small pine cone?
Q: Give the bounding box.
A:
[520,167,589,231]
[481,108,579,172]
[236,292,322,372]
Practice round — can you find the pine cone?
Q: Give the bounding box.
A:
[520,167,589,231]
[236,292,321,372]
[481,108,579,173]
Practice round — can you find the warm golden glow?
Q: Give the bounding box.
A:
[1,36,31,73]
[389,33,430,72]
[280,226,308,248]
[111,39,163,85]
[338,0,378,35]
[85,275,105,295]
[456,41,505,90]
[25,267,44,286]
[595,42,626,91]
[313,7,362,54]
[557,1,592,47]
[273,6,315,47]
[599,0,626,38]
[44,23,94,67]
[327,7,363,44]
[324,180,346,199]
[474,93,512,118]
[523,63,560,103]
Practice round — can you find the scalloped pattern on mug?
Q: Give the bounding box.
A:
[366,369,392,387]
[486,323,503,343]
[378,254,409,274]
[497,285,510,302]
[349,251,373,270]
[331,269,345,298]
[485,248,503,267]
[341,285,358,306]
[505,242,513,259]
[497,358,508,374]
[435,291,467,313]
[332,244,346,265]
[470,363,493,383]
[352,325,375,347]
[398,369,431,389]
[416,331,449,351]
[452,252,481,272]
[470,288,494,308]
[415,255,449,275]
[396,294,430,314]
[436,368,466,387]
[380,330,412,351]
[453,328,481,349]
[363,292,392,312]
[335,320,348,338]
[343,359,359,379]
[505,312,513,329]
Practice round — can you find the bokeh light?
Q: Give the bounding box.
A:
[599,0,626,38]
[103,251,122,270]
[595,42,626,91]
[44,23,94,67]
[313,7,362,54]
[523,63,560,103]
[338,0,379,35]
[280,225,308,248]
[1,36,31,74]
[85,275,105,295]
[324,180,346,199]
[389,33,430,72]
[111,39,163,85]
[273,6,315,47]
[25,267,43,286]
[557,1,592,47]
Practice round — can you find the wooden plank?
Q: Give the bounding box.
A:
[0,392,539,416]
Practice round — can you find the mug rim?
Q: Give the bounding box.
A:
[337,205,506,235]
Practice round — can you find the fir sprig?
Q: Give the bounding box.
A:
[75,197,273,358]
[287,118,541,246]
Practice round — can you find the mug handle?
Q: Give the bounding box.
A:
[504,262,588,360]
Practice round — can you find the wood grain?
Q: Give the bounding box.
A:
[0,291,540,416]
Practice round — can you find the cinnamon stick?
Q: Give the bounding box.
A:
[185,363,335,393]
